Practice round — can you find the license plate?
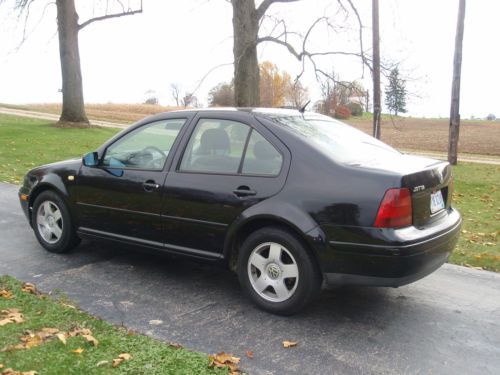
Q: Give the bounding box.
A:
[430,190,445,214]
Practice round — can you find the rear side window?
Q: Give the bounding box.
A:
[242,130,282,175]
[179,119,250,174]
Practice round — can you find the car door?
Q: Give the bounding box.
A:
[76,117,189,246]
[161,112,290,257]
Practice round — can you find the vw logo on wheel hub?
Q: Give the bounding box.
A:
[266,264,281,279]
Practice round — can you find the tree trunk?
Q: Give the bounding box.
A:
[56,0,88,124]
[448,0,466,165]
[372,0,381,139]
[232,0,260,107]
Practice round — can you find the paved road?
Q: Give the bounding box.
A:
[1,182,499,375]
[1,106,500,166]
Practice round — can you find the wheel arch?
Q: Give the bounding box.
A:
[28,175,71,225]
[223,213,327,277]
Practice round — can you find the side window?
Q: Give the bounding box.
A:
[242,130,283,176]
[102,119,186,170]
[180,119,250,174]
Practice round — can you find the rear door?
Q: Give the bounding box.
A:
[161,112,290,257]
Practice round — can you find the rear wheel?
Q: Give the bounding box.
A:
[237,227,321,315]
[32,190,80,253]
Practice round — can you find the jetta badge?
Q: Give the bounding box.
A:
[413,185,425,192]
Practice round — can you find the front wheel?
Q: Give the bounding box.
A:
[32,190,80,253]
[237,227,321,315]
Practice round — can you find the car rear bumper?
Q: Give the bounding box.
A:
[321,208,461,287]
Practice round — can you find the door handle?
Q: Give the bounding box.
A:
[143,180,160,191]
[233,186,257,197]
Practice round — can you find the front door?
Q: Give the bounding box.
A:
[162,114,289,256]
[76,118,188,246]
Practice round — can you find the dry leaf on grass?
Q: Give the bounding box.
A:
[71,348,84,355]
[0,309,24,326]
[282,340,298,348]
[82,334,99,347]
[0,364,3,369]
[168,342,183,349]
[0,290,13,299]
[61,303,76,309]
[55,333,67,345]
[1,369,37,375]
[112,353,132,368]
[2,328,61,351]
[68,328,92,337]
[20,283,38,295]
[96,360,109,367]
[208,352,241,373]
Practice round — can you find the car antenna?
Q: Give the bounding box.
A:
[298,100,311,114]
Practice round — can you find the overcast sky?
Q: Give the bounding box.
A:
[0,0,498,118]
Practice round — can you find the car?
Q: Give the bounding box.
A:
[18,108,461,315]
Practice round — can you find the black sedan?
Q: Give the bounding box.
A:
[19,108,461,314]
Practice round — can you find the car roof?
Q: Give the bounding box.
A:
[162,107,310,118]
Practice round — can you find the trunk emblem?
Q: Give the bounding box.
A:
[413,185,425,192]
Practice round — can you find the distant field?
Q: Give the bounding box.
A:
[1,103,499,156]
[1,103,182,124]
[346,116,500,156]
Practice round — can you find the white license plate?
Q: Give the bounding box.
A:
[430,190,445,214]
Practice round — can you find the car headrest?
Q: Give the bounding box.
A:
[199,128,230,155]
[253,140,277,160]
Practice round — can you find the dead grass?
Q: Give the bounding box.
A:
[24,103,183,124]
[345,117,500,156]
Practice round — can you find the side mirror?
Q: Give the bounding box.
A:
[82,152,99,167]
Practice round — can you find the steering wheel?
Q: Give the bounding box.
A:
[141,146,167,169]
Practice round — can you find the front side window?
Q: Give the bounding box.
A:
[180,119,250,174]
[102,119,186,170]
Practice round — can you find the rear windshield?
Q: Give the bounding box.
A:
[267,113,400,163]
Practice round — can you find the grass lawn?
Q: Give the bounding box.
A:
[0,115,120,184]
[450,163,500,272]
[0,113,498,271]
[0,276,228,375]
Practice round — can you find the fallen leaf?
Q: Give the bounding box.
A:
[0,309,25,326]
[246,350,254,359]
[20,283,38,295]
[0,290,13,299]
[96,360,109,367]
[82,334,99,347]
[68,328,92,337]
[282,340,298,348]
[208,352,240,372]
[0,364,3,369]
[72,348,84,355]
[55,333,67,345]
[149,319,163,325]
[168,342,183,349]
[112,353,132,368]
[1,368,37,375]
[61,303,76,309]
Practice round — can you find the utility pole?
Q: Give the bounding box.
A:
[448,0,466,165]
[372,0,381,139]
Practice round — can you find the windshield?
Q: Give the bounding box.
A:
[267,113,401,163]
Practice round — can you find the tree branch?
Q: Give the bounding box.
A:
[78,6,142,30]
[255,0,300,21]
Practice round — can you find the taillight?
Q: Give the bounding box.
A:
[374,188,412,228]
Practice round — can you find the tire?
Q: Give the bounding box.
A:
[32,190,80,253]
[237,227,321,315]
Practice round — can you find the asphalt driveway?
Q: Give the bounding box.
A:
[1,182,499,374]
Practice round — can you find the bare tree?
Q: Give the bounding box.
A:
[3,0,143,125]
[286,80,309,108]
[230,0,369,107]
[448,0,466,165]
[170,83,181,107]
